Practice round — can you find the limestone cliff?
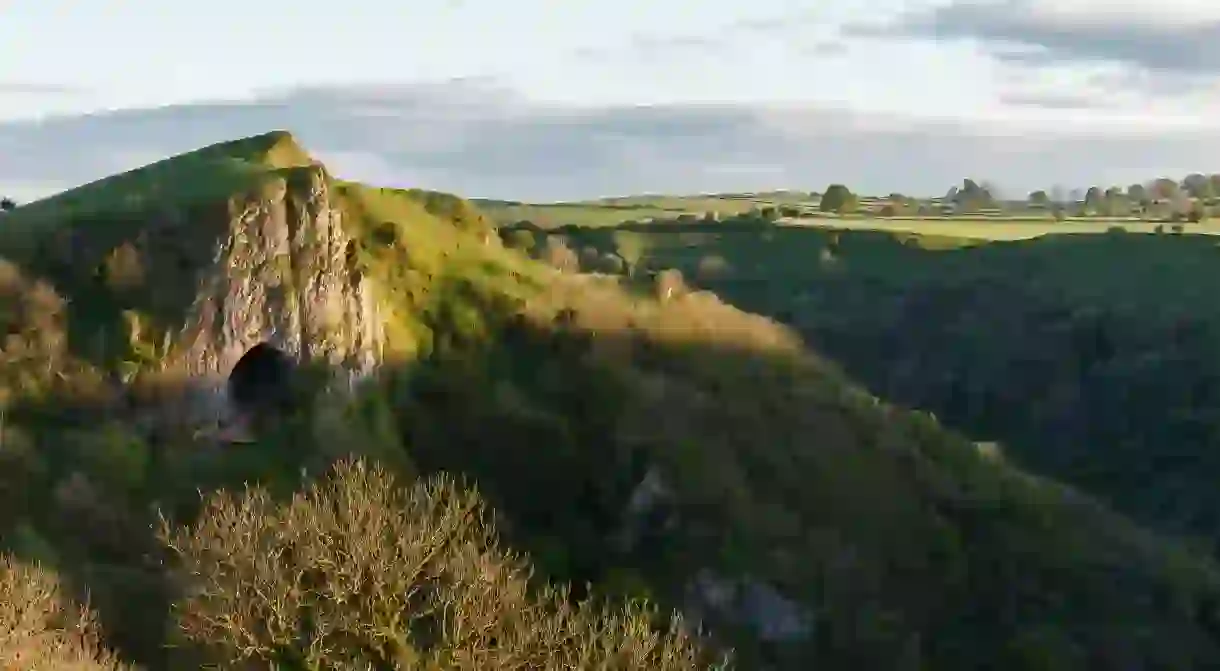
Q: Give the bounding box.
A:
[172,167,383,382]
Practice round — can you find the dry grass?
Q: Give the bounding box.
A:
[0,555,133,671]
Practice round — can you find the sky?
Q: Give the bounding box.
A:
[5,0,1220,201]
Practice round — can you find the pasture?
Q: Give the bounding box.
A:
[476,194,797,228]
[784,216,1220,240]
[479,193,1220,241]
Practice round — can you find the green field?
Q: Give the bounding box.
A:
[785,216,1219,240]
[476,195,765,227]
[478,194,1206,241]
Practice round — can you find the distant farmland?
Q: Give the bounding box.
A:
[784,216,1220,240]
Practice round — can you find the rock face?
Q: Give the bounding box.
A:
[166,167,384,421]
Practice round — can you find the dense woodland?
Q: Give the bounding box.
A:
[527,218,1220,556]
[7,136,1220,670]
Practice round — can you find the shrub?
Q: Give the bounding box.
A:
[696,255,732,281]
[819,185,857,214]
[579,245,603,270]
[0,555,132,670]
[159,459,724,670]
[654,268,687,302]
[502,229,537,252]
[597,252,627,275]
[540,236,580,273]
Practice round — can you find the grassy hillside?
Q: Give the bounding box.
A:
[4,136,1220,669]
[5,130,313,224]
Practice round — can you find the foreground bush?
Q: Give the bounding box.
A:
[160,458,725,670]
[0,555,132,671]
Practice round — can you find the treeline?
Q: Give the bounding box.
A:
[813,173,1220,220]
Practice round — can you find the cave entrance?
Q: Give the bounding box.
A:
[227,343,295,421]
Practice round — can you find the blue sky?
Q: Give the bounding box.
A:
[5,0,1220,200]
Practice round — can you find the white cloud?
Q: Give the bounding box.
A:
[4,80,1220,204]
[844,0,1220,113]
[858,0,1220,76]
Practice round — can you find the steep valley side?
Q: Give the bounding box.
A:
[4,137,1220,670]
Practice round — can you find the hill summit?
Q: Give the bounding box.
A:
[1,131,384,428]
[3,133,1220,670]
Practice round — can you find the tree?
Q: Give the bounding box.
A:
[1191,179,1215,201]
[160,460,720,670]
[540,236,580,272]
[1150,177,1179,200]
[1183,173,1209,198]
[1127,183,1148,204]
[0,197,15,212]
[1028,190,1050,207]
[980,180,1002,203]
[1102,187,1128,216]
[1084,186,1104,212]
[952,179,995,213]
[819,184,857,214]
[1172,192,1195,218]
[503,228,537,252]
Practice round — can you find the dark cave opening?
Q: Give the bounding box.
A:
[227,342,295,418]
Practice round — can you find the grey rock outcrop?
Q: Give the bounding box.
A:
[616,467,815,646]
[163,167,383,422]
[684,569,814,644]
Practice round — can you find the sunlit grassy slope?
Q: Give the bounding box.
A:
[8,130,313,223]
[3,134,1220,669]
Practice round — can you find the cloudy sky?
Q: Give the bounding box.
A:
[4,0,1220,201]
